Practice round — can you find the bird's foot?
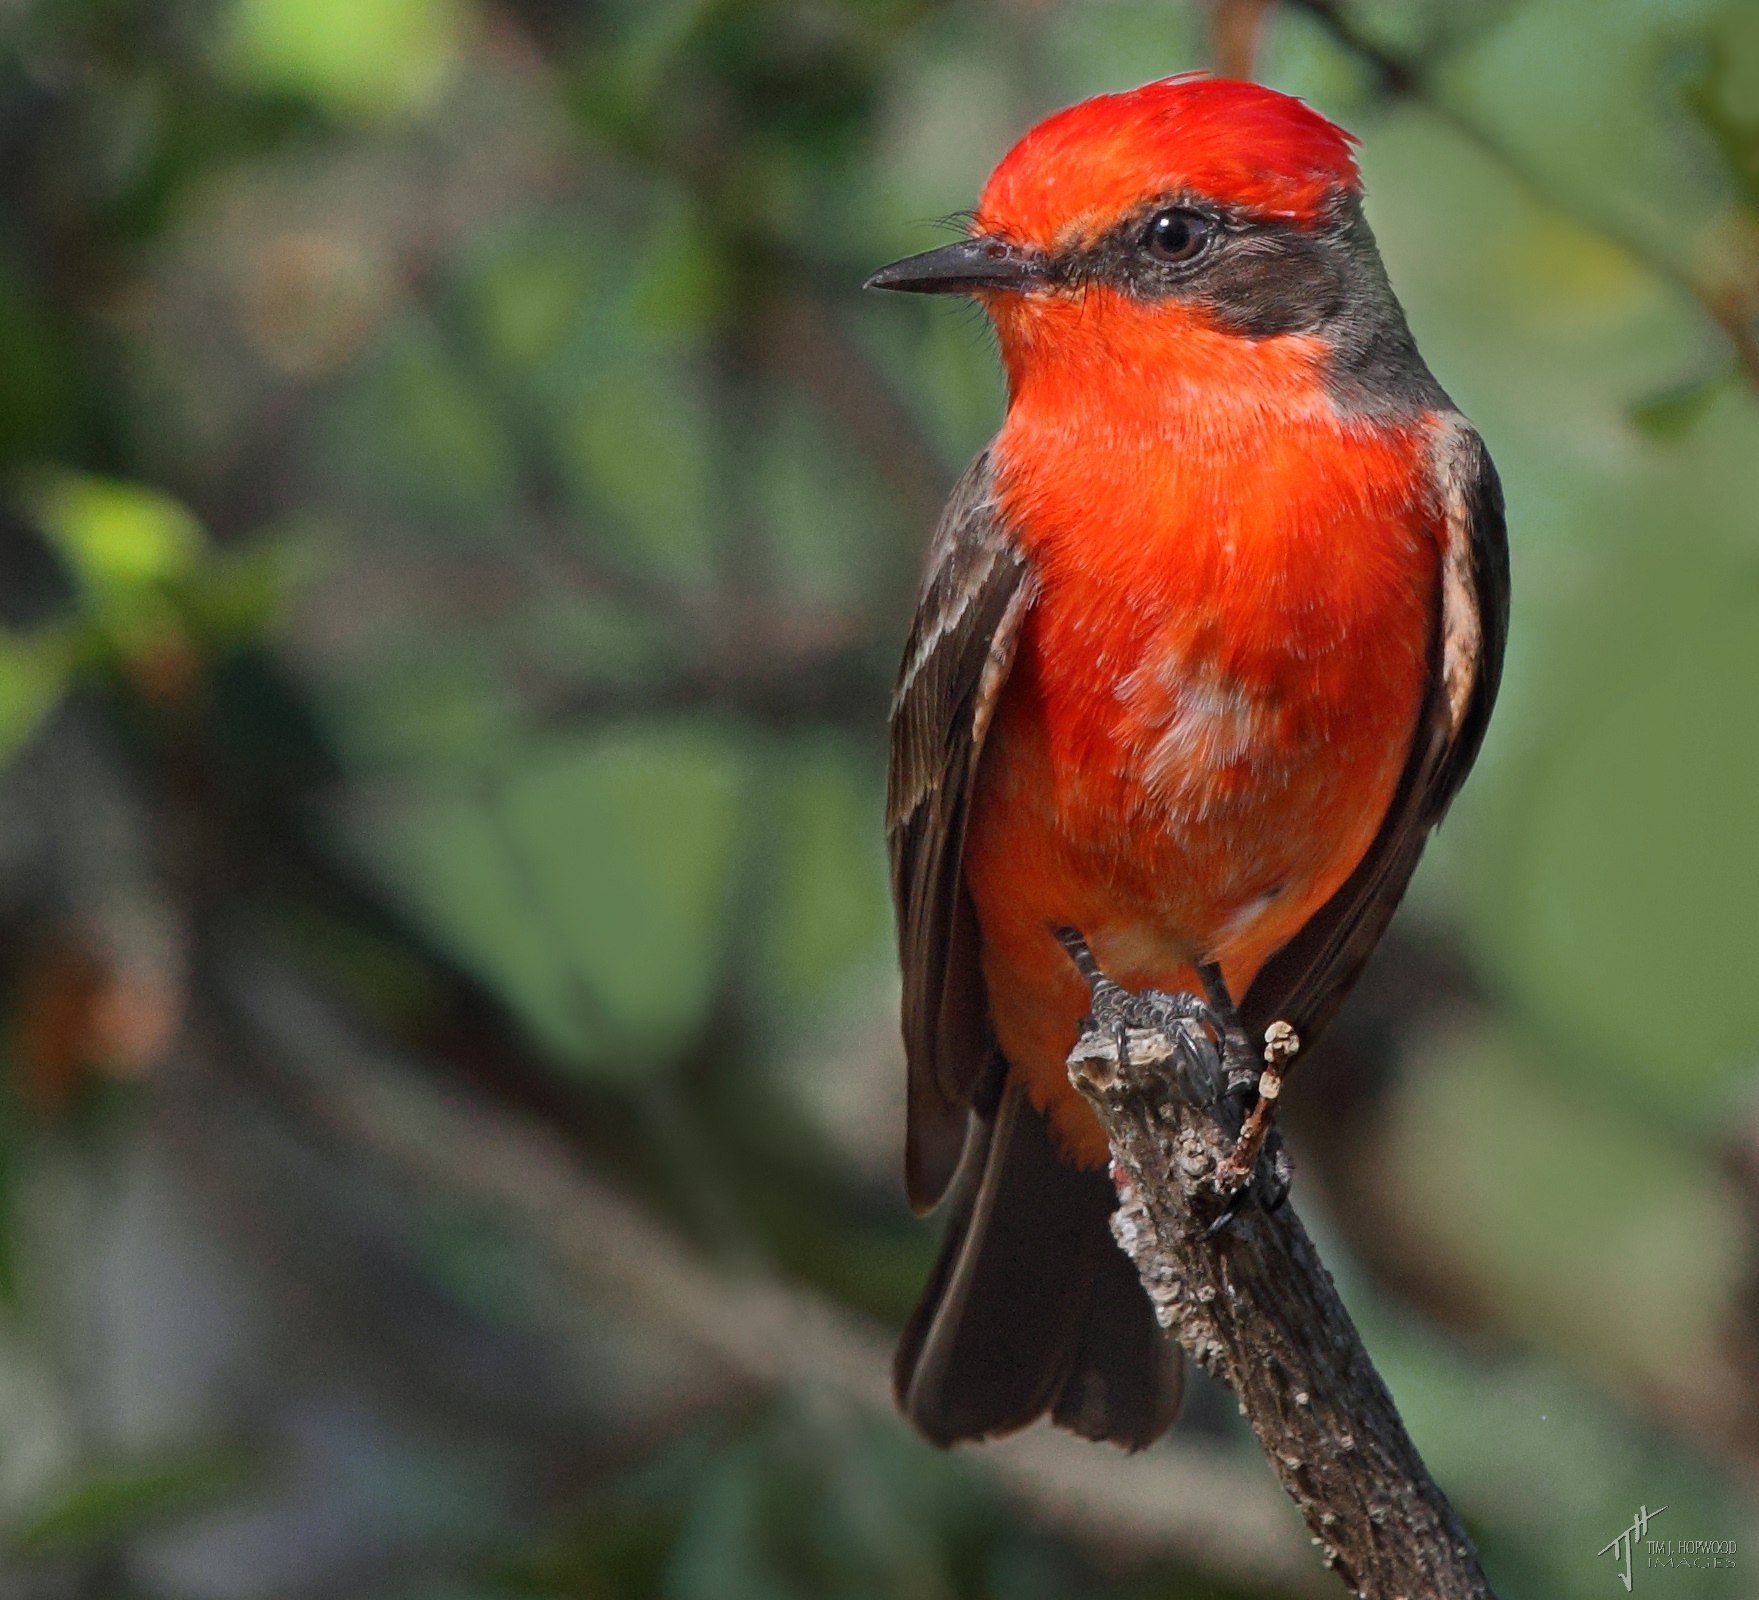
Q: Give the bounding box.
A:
[1055,927,1297,1234]
[1054,925,1227,1096]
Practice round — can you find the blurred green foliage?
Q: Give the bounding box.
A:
[5,1448,256,1564]
[1,1,1758,1598]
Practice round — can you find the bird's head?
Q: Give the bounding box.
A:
[868,76,1432,412]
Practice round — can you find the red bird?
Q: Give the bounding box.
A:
[868,76,1508,1448]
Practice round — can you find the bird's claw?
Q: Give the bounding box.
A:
[1056,927,1298,1237]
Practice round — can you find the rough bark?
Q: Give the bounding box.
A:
[1067,1015,1497,1600]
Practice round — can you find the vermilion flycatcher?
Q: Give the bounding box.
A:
[868,76,1508,1448]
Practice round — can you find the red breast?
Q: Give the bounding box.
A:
[963,290,1442,1163]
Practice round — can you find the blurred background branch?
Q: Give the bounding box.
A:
[1281,0,1759,387]
[211,948,1328,1593]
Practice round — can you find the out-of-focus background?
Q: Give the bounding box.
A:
[0,1,1756,1596]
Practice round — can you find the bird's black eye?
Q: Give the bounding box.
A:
[1145,208,1214,264]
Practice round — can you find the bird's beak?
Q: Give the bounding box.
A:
[864,236,1043,295]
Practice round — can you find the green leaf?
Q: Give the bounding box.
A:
[760,746,889,1011]
[0,626,74,767]
[1627,369,1730,441]
[1385,1027,1741,1377]
[663,1411,995,1600]
[31,474,206,598]
[1483,573,1759,1109]
[1678,30,1759,214]
[6,1448,256,1561]
[187,534,306,647]
[219,0,468,120]
[473,230,600,374]
[23,474,286,670]
[340,327,509,526]
[346,724,748,1075]
[0,255,76,468]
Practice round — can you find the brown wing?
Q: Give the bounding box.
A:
[1243,416,1509,1043]
[888,452,1035,1212]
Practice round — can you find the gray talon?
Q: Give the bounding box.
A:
[1057,926,1295,1234]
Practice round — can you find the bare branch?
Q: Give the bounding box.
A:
[1067,1013,1496,1599]
[1207,0,1280,84]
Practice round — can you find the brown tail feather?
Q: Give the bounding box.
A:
[894,1081,1183,1449]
